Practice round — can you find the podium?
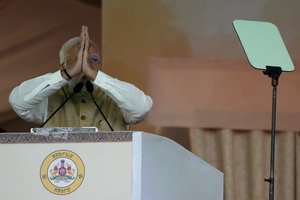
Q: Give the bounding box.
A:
[0,131,223,200]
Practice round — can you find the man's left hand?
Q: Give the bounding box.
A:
[82,26,99,81]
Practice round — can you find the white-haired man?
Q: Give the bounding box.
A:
[9,26,153,131]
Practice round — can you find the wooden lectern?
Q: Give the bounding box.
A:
[0,131,223,200]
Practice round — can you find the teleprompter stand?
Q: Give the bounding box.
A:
[263,66,282,200]
[233,19,295,200]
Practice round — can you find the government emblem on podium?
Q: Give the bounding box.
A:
[40,150,85,195]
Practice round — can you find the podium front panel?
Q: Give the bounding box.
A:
[0,132,133,200]
[0,131,223,200]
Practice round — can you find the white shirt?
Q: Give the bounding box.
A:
[9,70,153,125]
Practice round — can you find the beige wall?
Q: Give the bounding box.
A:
[102,0,300,132]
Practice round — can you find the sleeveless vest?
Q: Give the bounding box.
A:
[44,85,127,131]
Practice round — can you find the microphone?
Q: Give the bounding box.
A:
[40,82,84,127]
[86,80,114,131]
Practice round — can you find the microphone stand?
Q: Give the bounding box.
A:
[263,66,282,200]
[40,82,84,127]
[86,81,114,131]
[40,94,74,127]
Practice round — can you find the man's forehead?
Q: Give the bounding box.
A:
[67,43,100,57]
[89,43,100,53]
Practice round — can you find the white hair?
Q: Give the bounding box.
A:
[59,37,100,66]
[59,37,80,65]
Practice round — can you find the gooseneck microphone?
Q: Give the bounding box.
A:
[86,81,114,131]
[40,82,84,127]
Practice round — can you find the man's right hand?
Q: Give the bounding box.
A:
[82,26,99,81]
[62,26,87,79]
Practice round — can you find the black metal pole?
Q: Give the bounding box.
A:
[263,66,282,200]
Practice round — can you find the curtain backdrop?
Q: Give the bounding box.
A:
[189,128,299,200]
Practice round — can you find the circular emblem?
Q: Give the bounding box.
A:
[40,150,85,195]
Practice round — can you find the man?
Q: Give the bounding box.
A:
[9,26,153,131]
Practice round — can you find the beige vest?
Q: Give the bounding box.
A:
[45,85,127,131]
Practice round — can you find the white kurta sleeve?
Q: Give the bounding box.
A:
[9,70,68,124]
[93,71,153,124]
